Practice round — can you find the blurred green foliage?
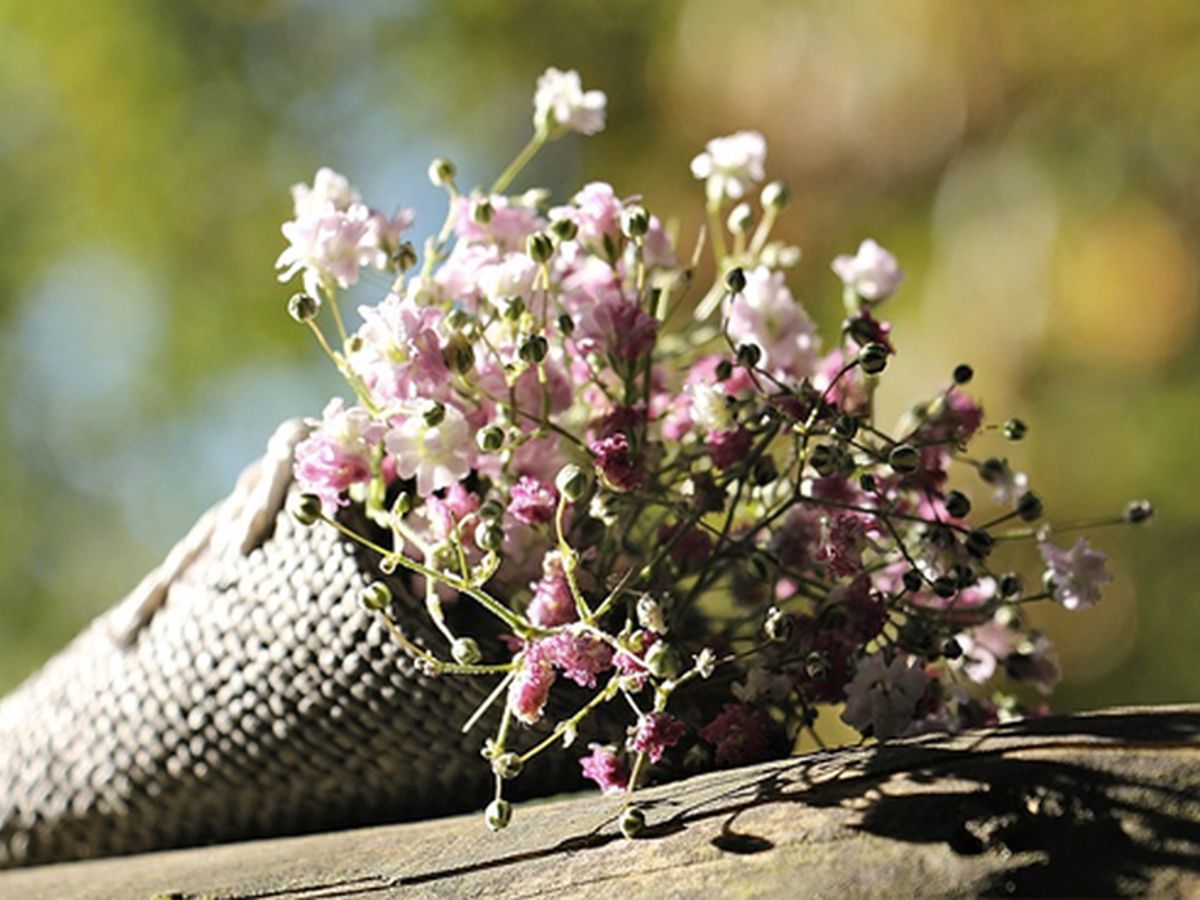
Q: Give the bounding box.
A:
[0,0,1196,711]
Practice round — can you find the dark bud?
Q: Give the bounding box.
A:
[291,493,323,527]
[519,334,549,364]
[1017,492,1044,522]
[491,752,523,780]
[751,455,779,486]
[833,414,859,440]
[944,490,971,519]
[902,569,924,593]
[942,638,963,661]
[953,563,977,588]
[809,444,839,477]
[526,231,554,264]
[761,179,790,210]
[764,607,793,643]
[620,806,646,840]
[470,197,494,225]
[888,444,921,475]
[392,241,419,272]
[445,333,475,375]
[725,267,747,293]
[287,292,320,323]
[953,363,974,385]
[858,342,890,376]
[423,402,447,428]
[1125,499,1154,524]
[474,522,505,553]
[932,576,958,599]
[557,313,575,336]
[549,216,578,242]
[965,530,995,560]
[859,473,878,493]
[1004,417,1028,441]
[502,296,525,321]
[485,798,512,831]
[978,457,1007,485]
[999,572,1023,598]
[804,651,830,681]
[736,342,762,369]
[477,426,505,454]
[478,498,505,521]
[715,360,734,382]
[427,157,457,187]
[620,205,650,239]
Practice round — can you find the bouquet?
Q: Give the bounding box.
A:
[276,67,1151,837]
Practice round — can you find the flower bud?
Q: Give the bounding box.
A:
[427,157,457,186]
[965,530,994,560]
[888,444,921,475]
[444,333,475,375]
[764,606,792,643]
[620,806,646,839]
[620,205,650,239]
[477,426,506,454]
[833,414,859,440]
[1125,499,1154,524]
[942,638,963,660]
[491,752,523,780]
[359,581,393,611]
[902,569,924,592]
[519,335,549,364]
[287,292,320,323]
[931,576,958,599]
[944,490,971,519]
[859,473,878,493]
[452,637,482,666]
[999,572,1023,598]
[736,343,762,369]
[526,231,554,264]
[953,363,974,385]
[1017,492,1044,522]
[978,457,1007,485]
[636,594,667,634]
[725,267,747,293]
[726,202,753,235]
[809,444,839,478]
[751,455,778,486]
[485,798,512,831]
[549,216,578,242]
[446,307,471,331]
[392,241,419,273]
[557,313,575,336]
[858,342,890,375]
[804,651,830,681]
[760,179,790,210]
[501,295,525,321]
[645,641,682,679]
[715,360,734,381]
[474,521,505,553]
[291,493,323,526]
[423,402,447,428]
[478,498,505,521]
[1004,417,1028,441]
[556,464,588,501]
[470,197,494,225]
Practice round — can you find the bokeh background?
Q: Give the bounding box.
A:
[0,0,1195,712]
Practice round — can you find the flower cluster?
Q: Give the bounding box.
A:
[280,67,1151,834]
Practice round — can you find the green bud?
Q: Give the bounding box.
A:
[478,498,505,521]
[491,751,523,780]
[470,197,494,225]
[477,426,506,454]
[447,307,471,331]
[764,606,792,643]
[858,342,890,376]
[809,444,839,478]
[736,343,762,369]
[645,641,682,679]
[953,363,974,385]
[502,296,525,321]
[519,334,549,364]
[1017,492,1044,522]
[555,464,588,501]
[444,333,475,375]
[888,444,921,475]
[452,637,482,666]
[557,313,575,336]
[620,205,650,239]
[1003,417,1028,441]
[1125,499,1154,524]
[726,202,753,235]
[427,157,457,187]
[423,402,447,428]
[965,530,995,559]
[287,292,320,323]
[760,179,790,210]
[485,798,512,831]
[359,582,393,611]
[291,493,323,526]
[392,241,419,273]
[526,231,554,264]
[725,267,747,293]
[944,490,971,519]
[550,216,578,242]
[833,414,859,440]
[620,806,646,840]
[474,521,505,553]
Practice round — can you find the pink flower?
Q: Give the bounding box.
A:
[527,553,578,627]
[817,514,868,578]
[508,476,559,527]
[658,523,713,571]
[555,182,624,255]
[576,296,658,361]
[628,712,687,763]
[1039,535,1111,610]
[590,432,643,491]
[425,483,479,538]
[725,267,820,380]
[542,630,613,688]
[614,630,657,691]
[452,195,544,252]
[384,401,475,498]
[509,642,556,725]
[699,704,775,767]
[294,399,384,514]
[832,239,904,302]
[579,744,628,794]
[349,293,451,404]
[707,427,752,471]
[276,205,374,297]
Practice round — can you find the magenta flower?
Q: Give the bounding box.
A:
[507,476,559,527]
[578,744,628,794]
[628,712,687,763]
[576,296,658,361]
[699,703,774,767]
[509,642,556,726]
[294,399,384,515]
[425,483,480,539]
[707,427,752,471]
[590,432,643,491]
[527,554,577,627]
[542,630,613,688]
[817,514,868,579]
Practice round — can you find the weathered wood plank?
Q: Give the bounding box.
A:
[1,704,1197,899]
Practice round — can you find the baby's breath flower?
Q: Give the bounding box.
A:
[533,67,607,137]
[831,239,904,302]
[691,131,767,202]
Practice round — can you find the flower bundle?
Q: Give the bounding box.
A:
[277,68,1151,836]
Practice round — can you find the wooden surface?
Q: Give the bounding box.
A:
[1,704,1197,899]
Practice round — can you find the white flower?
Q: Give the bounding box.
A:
[725,266,821,379]
[1038,534,1112,611]
[478,252,538,302]
[385,402,474,497]
[533,67,607,136]
[841,651,930,740]
[831,239,904,302]
[690,131,767,202]
[276,204,375,297]
[290,167,361,220]
[687,382,731,433]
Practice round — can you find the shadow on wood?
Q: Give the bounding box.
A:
[1,704,1197,898]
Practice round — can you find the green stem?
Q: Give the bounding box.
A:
[491,133,546,194]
